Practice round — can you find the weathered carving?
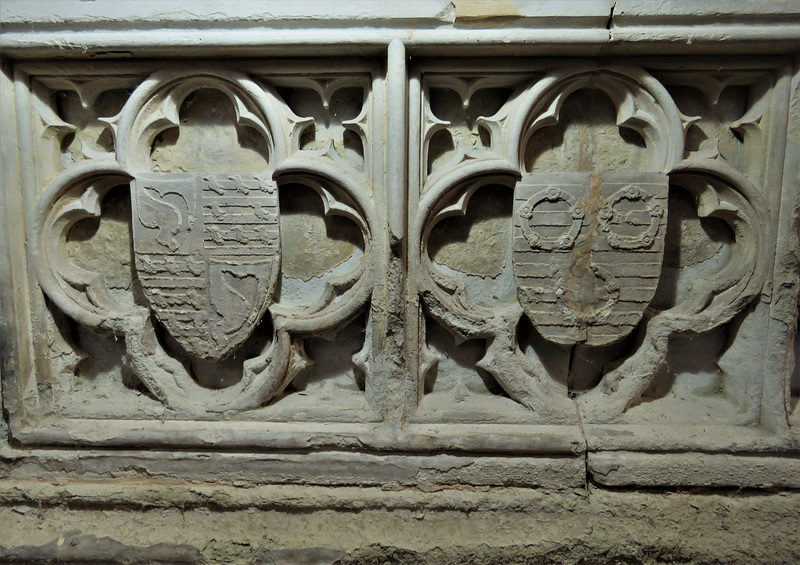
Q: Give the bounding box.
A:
[131,172,280,360]
[423,77,519,179]
[28,66,378,416]
[273,77,370,171]
[513,172,668,347]
[415,64,772,425]
[4,55,794,462]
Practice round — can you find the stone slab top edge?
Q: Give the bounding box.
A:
[1,0,798,59]
[2,0,799,28]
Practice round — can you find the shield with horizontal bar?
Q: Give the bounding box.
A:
[512,171,668,346]
[131,172,280,360]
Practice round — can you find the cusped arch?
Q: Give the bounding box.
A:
[505,66,685,174]
[270,158,379,334]
[116,69,288,173]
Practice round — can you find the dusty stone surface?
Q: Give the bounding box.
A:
[150,88,270,173]
[2,24,797,439]
[5,9,793,443]
[280,185,363,281]
[66,188,135,295]
[1,483,799,564]
[525,88,648,173]
[0,2,799,563]
[429,185,512,278]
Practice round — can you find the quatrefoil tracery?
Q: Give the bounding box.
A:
[32,69,378,415]
[31,64,771,423]
[417,65,770,422]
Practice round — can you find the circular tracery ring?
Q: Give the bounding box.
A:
[598,184,664,249]
[519,185,584,251]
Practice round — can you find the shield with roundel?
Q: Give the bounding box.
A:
[513,171,668,346]
[131,172,280,360]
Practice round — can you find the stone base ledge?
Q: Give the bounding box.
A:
[589,451,800,488]
[1,481,799,564]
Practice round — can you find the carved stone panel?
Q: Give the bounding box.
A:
[0,51,797,485]
[9,61,383,427]
[410,57,795,461]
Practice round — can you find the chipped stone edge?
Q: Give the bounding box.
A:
[0,480,588,511]
[589,451,800,488]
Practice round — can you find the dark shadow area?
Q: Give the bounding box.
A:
[517,314,570,389]
[287,312,367,393]
[427,129,454,175]
[428,87,512,129]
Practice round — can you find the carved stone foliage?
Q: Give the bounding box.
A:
[414,63,774,428]
[26,64,379,418]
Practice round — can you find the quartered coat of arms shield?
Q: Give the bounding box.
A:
[131,172,280,360]
[513,171,668,347]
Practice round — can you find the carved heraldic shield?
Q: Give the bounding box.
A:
[132,172,280,360]
[513,171,668,346]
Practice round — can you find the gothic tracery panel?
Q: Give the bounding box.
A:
[21,62,383,425]
[411,60,781,448]
[2,54,797,474]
